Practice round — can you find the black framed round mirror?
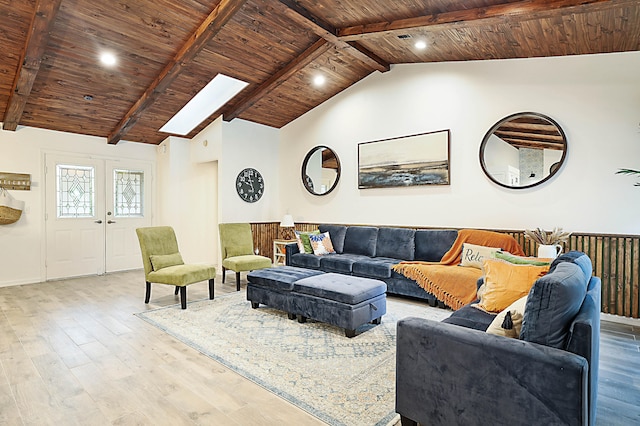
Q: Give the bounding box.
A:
[301,146,341,195]
[480,112,567,189]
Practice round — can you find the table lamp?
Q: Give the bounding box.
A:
[280,214,295,240]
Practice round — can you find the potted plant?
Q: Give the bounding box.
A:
[524,227,571,259]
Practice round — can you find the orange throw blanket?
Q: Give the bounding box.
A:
[393,229,525,310]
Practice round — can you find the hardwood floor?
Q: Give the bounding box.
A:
[0,270,638,425]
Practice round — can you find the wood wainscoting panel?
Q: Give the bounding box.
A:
[250,222,640,319]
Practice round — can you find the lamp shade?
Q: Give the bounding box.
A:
[280,214,294,227]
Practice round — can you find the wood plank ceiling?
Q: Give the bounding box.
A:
[1,0,639,145]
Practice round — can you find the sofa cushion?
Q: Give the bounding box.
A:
[520,262,588,349]
[460,243,501,269]
[289,253,323,269]
[442,304,495,331]
[248,266,324,292]
[342,226,379,256]
[476,258,549,313]
[318,224,347,254]
[375,227,415,260]
[550,251,593,279]
[295,230,319,254]
[494,251,551,266]
[309,232,336,255]
[486,295,528,338]
[414,229,458,261]
[352,257,402,279]
[293,273,386,305]
[320,253,370,274]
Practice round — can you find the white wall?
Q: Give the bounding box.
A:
[192,117,280,224]
[279,51,640,235]
[0,126,156,286]
[156,136,218,265]
[182,117,280,266]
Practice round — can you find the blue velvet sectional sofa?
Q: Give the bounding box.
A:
[285,224,458,304]
[396,251,601,426]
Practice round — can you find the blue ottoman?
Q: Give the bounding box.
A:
[247,267,387,337]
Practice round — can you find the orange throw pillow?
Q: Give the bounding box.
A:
[477,258,549,313]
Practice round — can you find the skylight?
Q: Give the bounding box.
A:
[160,74,249,136]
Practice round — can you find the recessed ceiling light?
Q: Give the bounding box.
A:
[313,75,326,87]
[83,95,93,101]
[100,52,117,66]
[160,74,248,136]
[414,40,427,50]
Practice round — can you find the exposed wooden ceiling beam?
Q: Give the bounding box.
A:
[495,130,564,142]
[502,138,566,150]
[223,39,332,122]
[107,0,247,145]
[276,0,390,73]
[337,0,620,41]
[2,0,63,131]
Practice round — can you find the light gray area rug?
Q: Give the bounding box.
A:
[136,292,451,426]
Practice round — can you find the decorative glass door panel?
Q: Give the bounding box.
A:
[57,165,95,218]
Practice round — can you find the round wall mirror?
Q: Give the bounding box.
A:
[480,112,567,189]
[301,146,341,195]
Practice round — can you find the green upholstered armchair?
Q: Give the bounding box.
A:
[218,223,273,291]
[136,226,216,309]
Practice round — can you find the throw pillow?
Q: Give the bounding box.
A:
[309,232,335,256]
[227,244,253,257]
[486,295,528,338]
[295,230,319,254]
[476,258,549,313]
[460,243,502,269]
[150,253,184,271]
[520,262,588,349]
[494,251,551,266]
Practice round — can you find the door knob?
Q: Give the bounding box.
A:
[94,220,103,224]
[107,220,116,224]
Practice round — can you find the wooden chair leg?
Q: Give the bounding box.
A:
[174,286,179,295]
[145,281,151,303]
[235,272,241,291]
[180,286,187,309]
[222,267,226,283]
[208,279,215,300]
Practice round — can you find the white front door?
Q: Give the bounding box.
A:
[45,155,106,280]
[45,154,152,280]
[105,160,152,272]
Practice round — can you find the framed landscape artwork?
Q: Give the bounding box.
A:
[358,129,450,189]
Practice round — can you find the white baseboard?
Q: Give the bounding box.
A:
[601,312,640,327]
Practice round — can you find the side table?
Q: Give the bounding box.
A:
[273,239,296,266]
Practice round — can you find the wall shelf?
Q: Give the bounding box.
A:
[0,172,31,190]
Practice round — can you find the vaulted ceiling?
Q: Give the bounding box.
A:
[1,0,639,145]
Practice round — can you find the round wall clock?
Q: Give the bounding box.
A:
[236,168,264,203]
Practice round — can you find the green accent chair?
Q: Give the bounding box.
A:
[219,223,273,291]
[136,226,216,309]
